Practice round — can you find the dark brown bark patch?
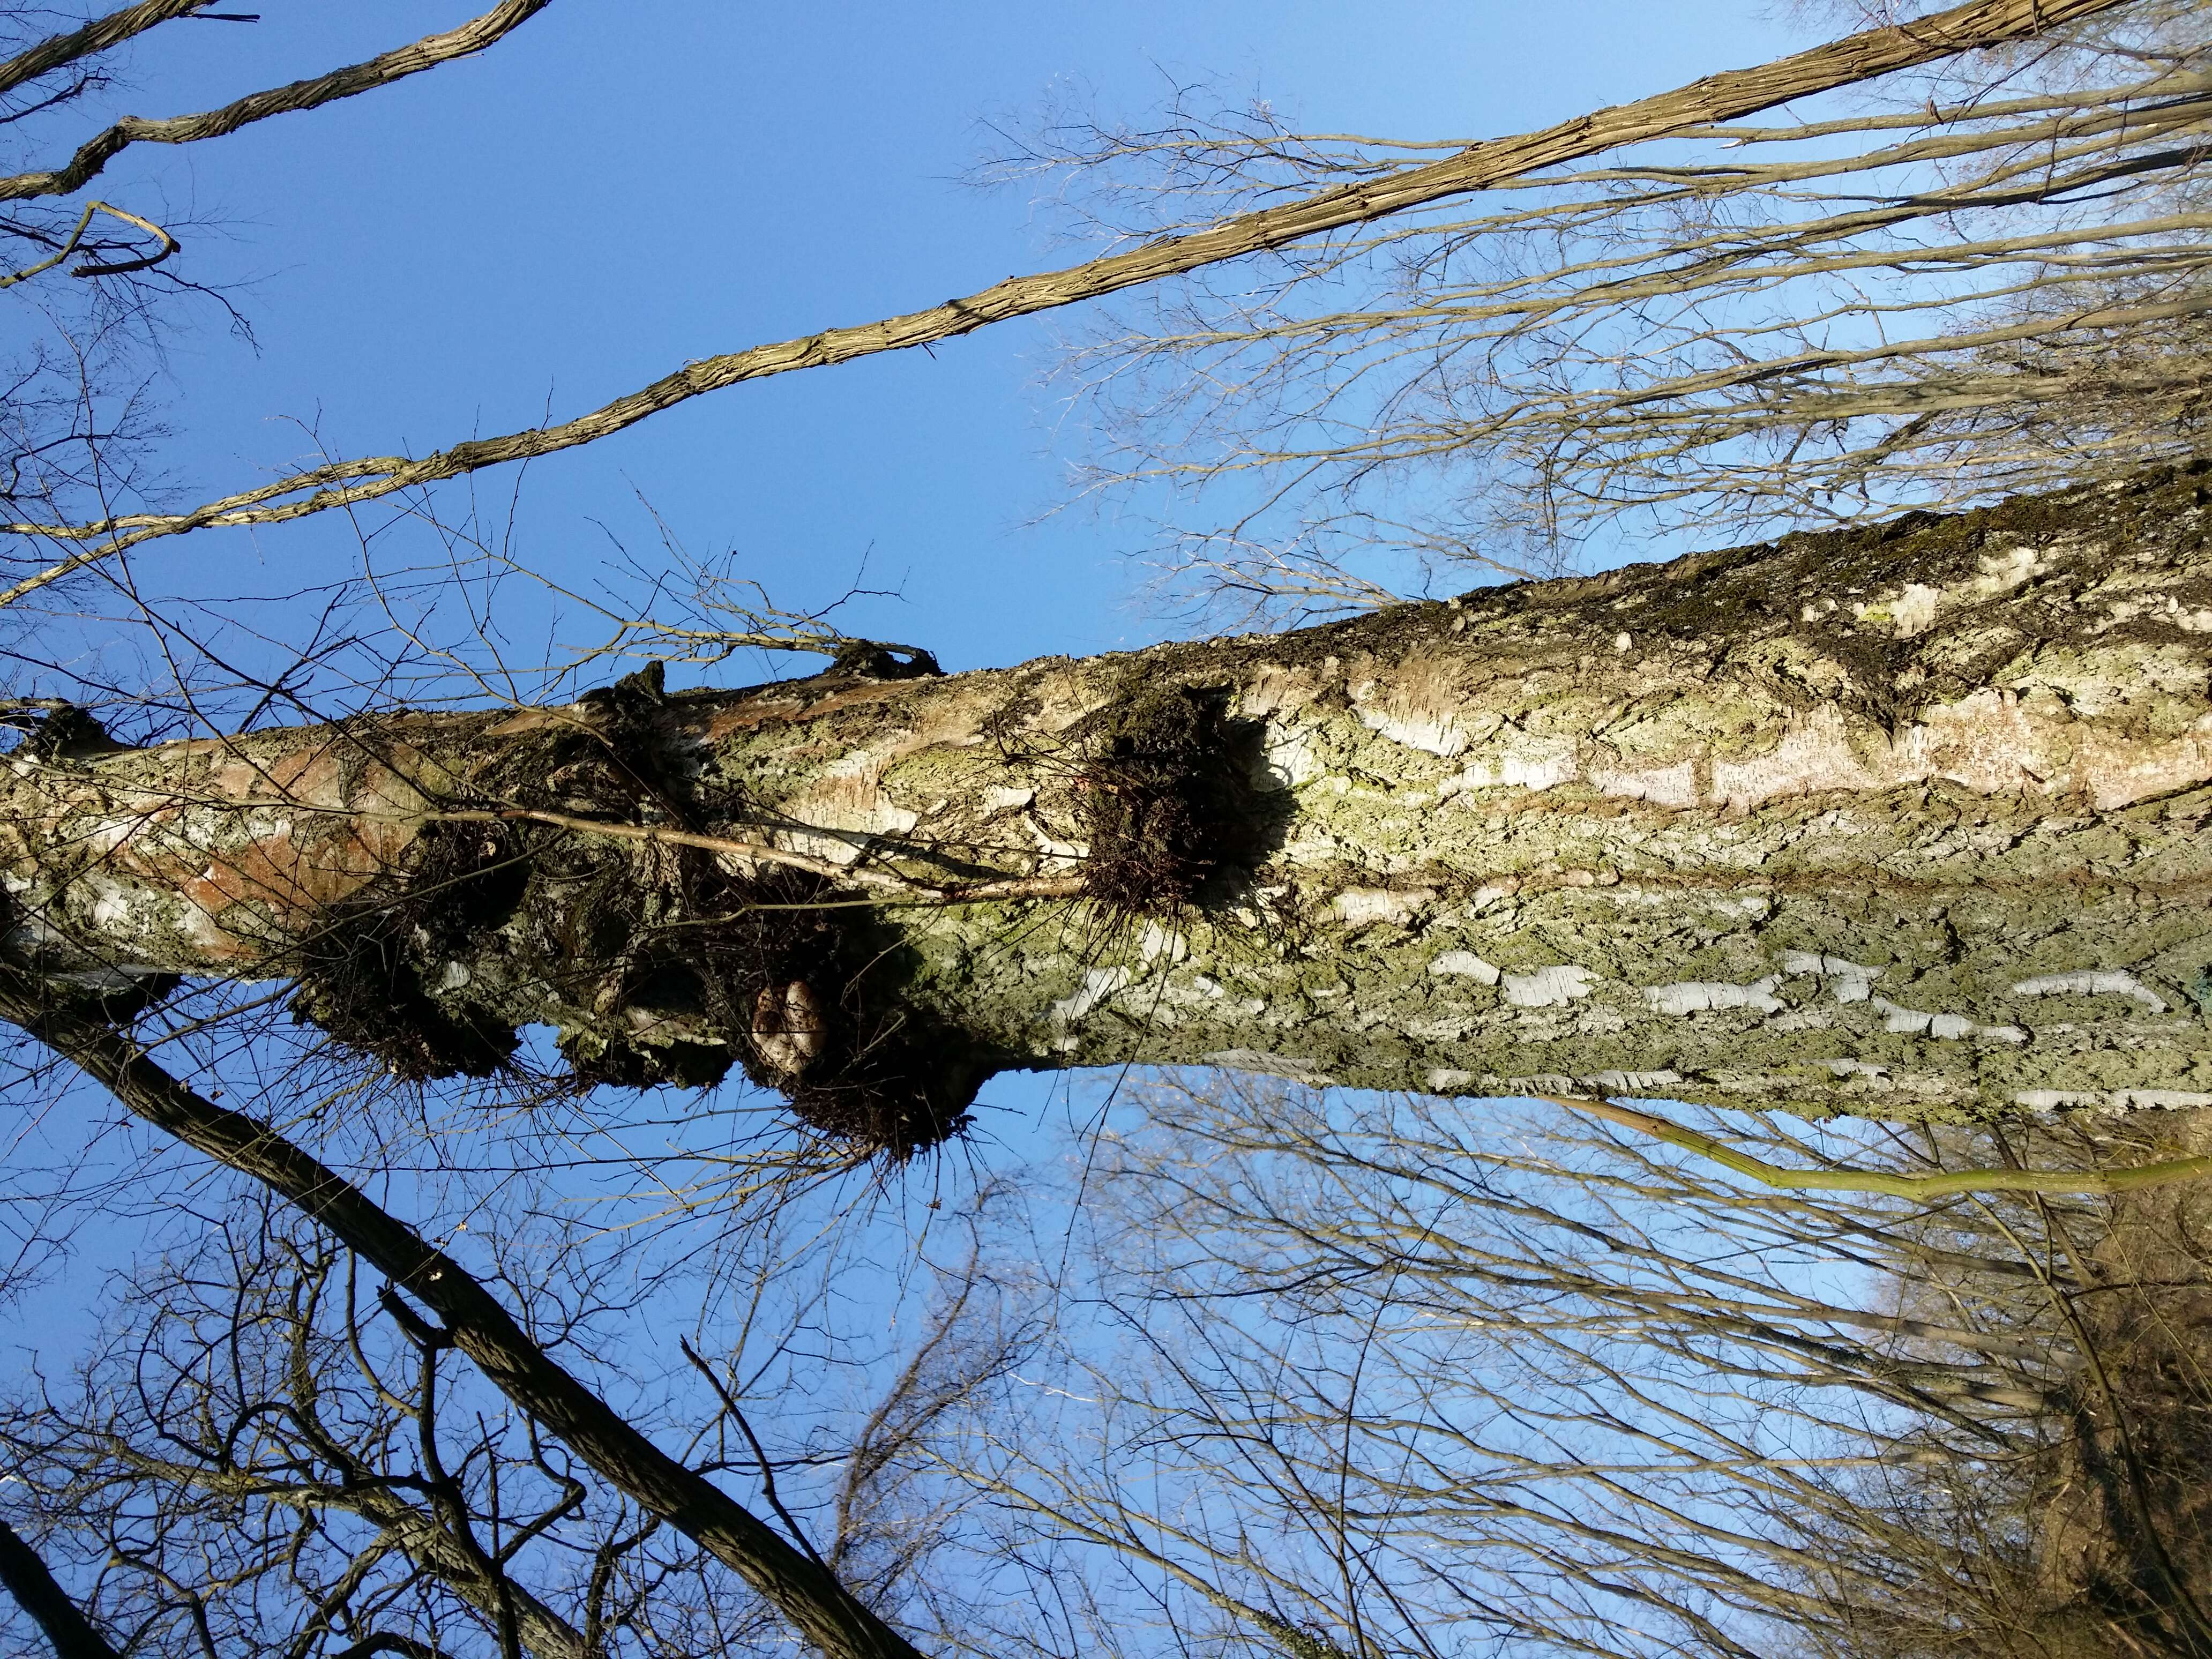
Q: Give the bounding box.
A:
[286,823,529,1080]
[544,856,988,1159]
[1075,682,1278,916]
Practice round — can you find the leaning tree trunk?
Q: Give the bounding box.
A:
[6,470,2211,1152]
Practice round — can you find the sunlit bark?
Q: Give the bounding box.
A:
[5,472,2210,1127]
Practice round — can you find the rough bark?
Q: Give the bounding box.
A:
[6,469,2212,1135]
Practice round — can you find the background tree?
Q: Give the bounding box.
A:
[992,0,2212,611]
[0,1,551,557]
[0,0,2133,606]
[917,1078,2212,1659]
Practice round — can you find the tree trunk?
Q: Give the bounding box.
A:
[6,470,2211,1147]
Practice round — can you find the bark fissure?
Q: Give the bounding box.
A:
[5,470,2211,1123]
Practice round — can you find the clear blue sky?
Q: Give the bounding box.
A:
[94,0,1811,672]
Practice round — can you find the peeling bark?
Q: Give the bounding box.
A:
[6,469,2212,1129]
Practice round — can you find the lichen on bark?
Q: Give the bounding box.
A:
[4,467,2211,1139]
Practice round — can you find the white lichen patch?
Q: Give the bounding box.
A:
[1358,707,1467,758]
[1440,737,1580,797]
[1023,817,1085,863]
[1780,951,1881,1003]
[2011,969,2169,1014]
[1890,584,1942,639]
[80,811,164,859]
[780,750,922,864]
[782,803,921,864]
[1973,541,2041,595]
[1428,950,1501,984]
[1587,1069,1685,1093]
[1153,973,1230,1012]
[1822,1058,1891,1079]
[1503,965,1598,1008]
[2014,1089,2102,1109]
[1335,888,1434,928]
[1870,999,2026,1043]
[1052,966,1132,1026]
[1139,922,1189,963]
[2017,1088,2212,1111]
[1862,554,2039,640]
[1699,689,2211,813]
[1646,977,1783,1015]
[1398,663,2210,817]
[1704,893,1772,922]
[1261,723,1324,789]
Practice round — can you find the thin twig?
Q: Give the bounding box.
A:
[679,1337,828,1568]
[1544,1094,2212,1198]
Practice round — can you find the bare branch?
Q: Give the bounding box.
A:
[0,0,2132,603]
[0,198,175,288]
[1546,1093,2212,1198]
[0,959,926,1659]
[0,0,220,101]
[0,1516,120,1659]
[0,0,555,205]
